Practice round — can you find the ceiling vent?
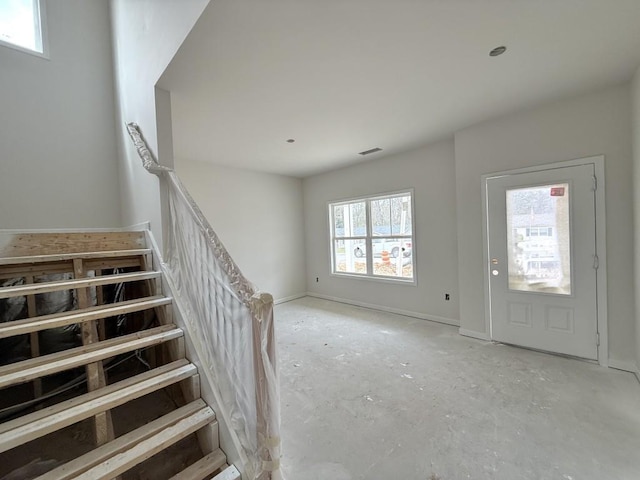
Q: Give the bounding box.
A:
[359,147,382,156]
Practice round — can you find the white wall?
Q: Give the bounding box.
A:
[175,160,307,303]
[0,0,120,229]
[455,84,635,368]
[632,65,640,376]
[109,0,210,241]
[109,0,251,471]
[303,140,459,324]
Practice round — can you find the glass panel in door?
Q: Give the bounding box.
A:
[505,183,571,295]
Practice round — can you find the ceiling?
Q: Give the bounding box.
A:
[158,0,640,178]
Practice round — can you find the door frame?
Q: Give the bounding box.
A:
[481,155,608,366]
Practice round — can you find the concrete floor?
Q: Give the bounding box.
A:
[276,297,640,480]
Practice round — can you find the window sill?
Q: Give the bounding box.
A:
[0,39,48,59]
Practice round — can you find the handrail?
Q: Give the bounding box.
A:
[126,122,172,175]
[126,123,281,480]
[126,123,255,306]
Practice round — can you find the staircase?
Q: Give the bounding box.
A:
[0,231,240,480]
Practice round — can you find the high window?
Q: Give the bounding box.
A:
[330,191,415,282]
[0,0,45,55]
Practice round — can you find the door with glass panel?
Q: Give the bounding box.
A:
[486,164,598,360]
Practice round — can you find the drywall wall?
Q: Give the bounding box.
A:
[632,65,640,376]
[0,0,120,229]
[455,84,635,367]
[110,0,249,472]
[175,160,307,303]
[303,139,459,324]
[110,0,210,242]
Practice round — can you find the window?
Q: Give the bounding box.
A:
[0,0,45,55]
[526,226,553,237]
[330,191,415,282]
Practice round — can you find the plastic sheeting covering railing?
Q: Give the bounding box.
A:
[126,123,281,480]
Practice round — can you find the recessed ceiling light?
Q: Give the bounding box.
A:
[286,139,295,143]
[489,46,507,57]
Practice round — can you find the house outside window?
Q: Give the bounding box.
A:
[329,191,415,283]
[0,0,46,56]
[526,226,553,237]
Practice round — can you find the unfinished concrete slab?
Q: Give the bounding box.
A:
[276,297,640,480]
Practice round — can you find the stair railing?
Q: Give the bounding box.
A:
[127,123,281,480]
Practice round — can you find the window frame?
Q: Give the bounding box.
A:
[328,189,417,285]
[0,0,48,59]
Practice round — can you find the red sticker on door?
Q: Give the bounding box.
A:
[550,187,565,196]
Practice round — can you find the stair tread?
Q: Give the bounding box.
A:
[212,465,241,480]
[0,249,152,266]
[1,233,229,479]
[0,324,183,389]
[0,270,162,299]
[168,449,227,480]
[0,295,172,339]
[34,399,214,480]
[0,359,196,454]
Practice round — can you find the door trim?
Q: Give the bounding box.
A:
[481,156,608,366]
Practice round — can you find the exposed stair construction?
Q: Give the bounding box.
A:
[0,232,240,480]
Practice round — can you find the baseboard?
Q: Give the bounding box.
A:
[607,359,638,374]
[125,221,152,231]
[274,293,307,305]
[285,294,638,375]
[458,328,491,341]
[306,292,459,327]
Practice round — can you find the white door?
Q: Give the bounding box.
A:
[486,164,598,360]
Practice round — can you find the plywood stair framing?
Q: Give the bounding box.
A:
[0,232,240,480]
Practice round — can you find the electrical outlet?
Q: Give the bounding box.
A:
[316,277,319,283]
[445,293,450,301]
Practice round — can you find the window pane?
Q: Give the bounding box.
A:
[371,237,413,279]
[334,239,368,274]
[371,198,391,236]
[333,205,344,236]
[391,195,412,235]
[0,0,42,52]
[333,202,365,238]
[506,184,571,295]
[349,202,366,237]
